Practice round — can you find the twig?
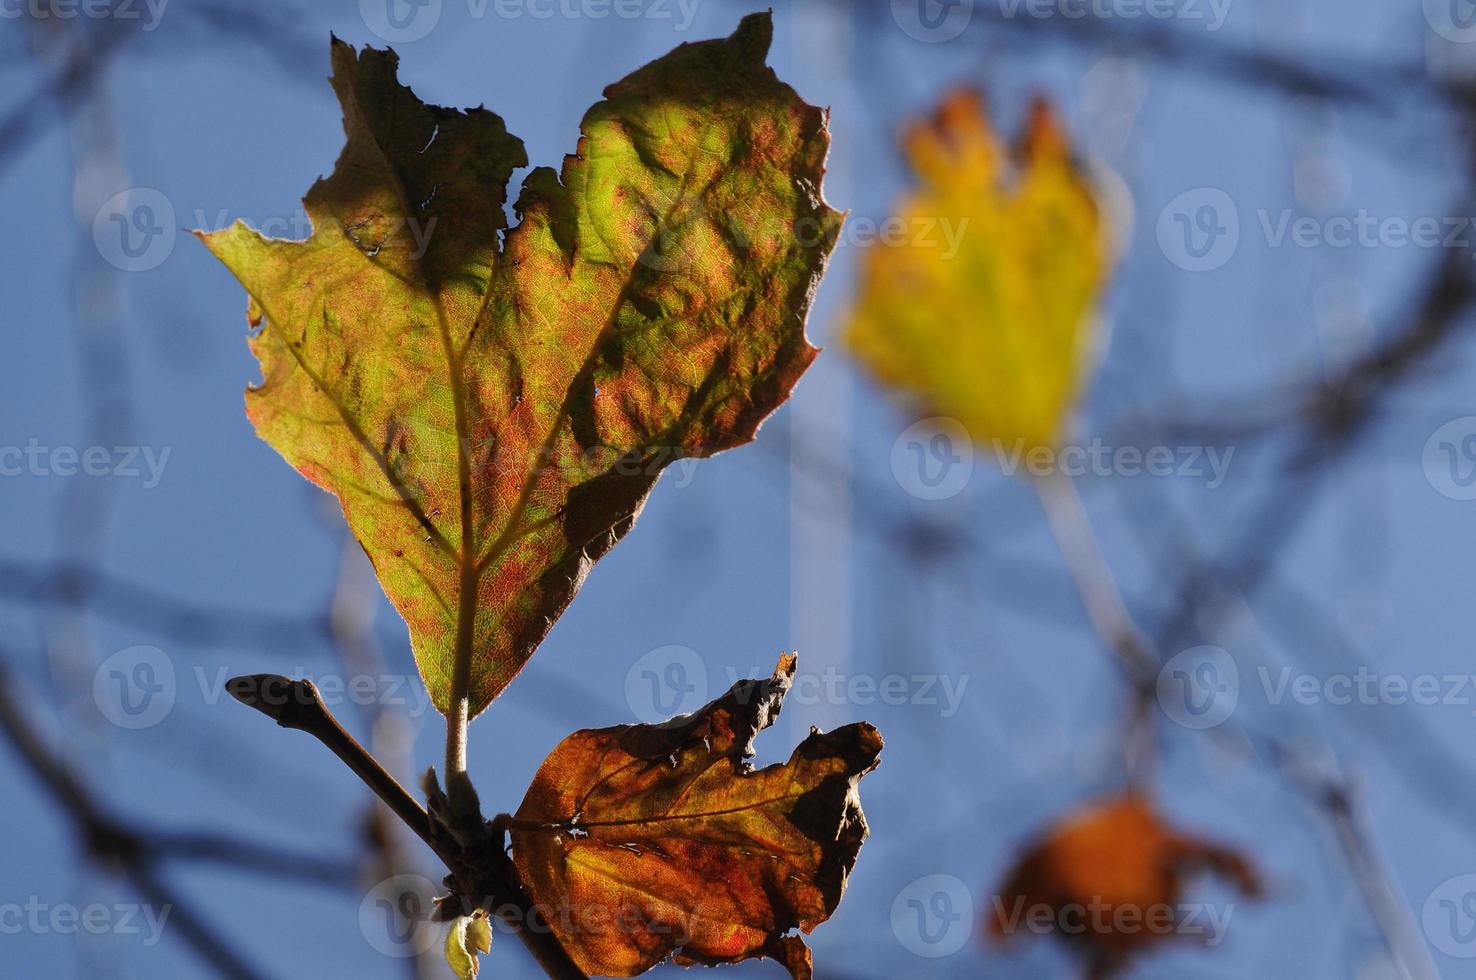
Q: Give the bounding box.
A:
[227,675,436,855]
[227,673,589,980]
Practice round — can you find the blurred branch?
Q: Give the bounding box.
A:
[1274,751,1440,980]
[0,556,331,651]
[0,661,274,980]
[1027,464,1437,979]
[1118,235,1476,454]
[325,532,440,980]
[863,0,1455,110]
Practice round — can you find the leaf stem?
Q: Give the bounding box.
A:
[1031,468,1157,780]
[446,556,476,777]
[446,695,468,776]
[1031,468,1156,678]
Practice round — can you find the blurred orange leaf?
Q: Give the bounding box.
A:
[989,793,1262,978]
[509,655,882,978]
[845,90,1109,455]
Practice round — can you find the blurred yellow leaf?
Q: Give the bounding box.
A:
[845,90,1109,455]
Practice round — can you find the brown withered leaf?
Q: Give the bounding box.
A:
[989,793,1262,979]
[510,655,882,978]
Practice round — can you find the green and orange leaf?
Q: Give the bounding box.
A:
[510,655,882,978]
[199,13,841,718]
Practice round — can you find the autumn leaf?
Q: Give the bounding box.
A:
[509,655,882,978]
[198,13,841,719]
[989,793,1262,978]
[845,89,1108,455]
